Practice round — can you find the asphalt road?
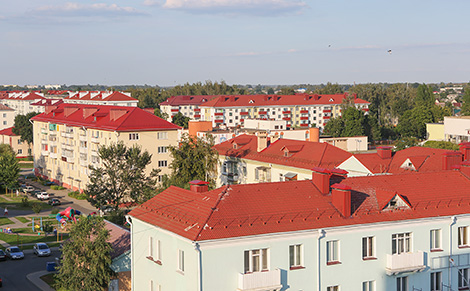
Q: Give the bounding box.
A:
[0,248,60,291]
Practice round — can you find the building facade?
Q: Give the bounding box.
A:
[31,104,180,191]
[0,127,32,158]
[129,167,470,291]
[0,91,47,116]
[63,91,139,107]
[0,104,15,131]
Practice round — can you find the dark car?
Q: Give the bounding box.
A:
[48,198,61,206]
[44,181,55,186]
[0,249,6,261]
[5,246,24,260]
[0,275,2,287]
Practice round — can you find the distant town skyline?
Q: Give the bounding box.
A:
[2,0,470,86]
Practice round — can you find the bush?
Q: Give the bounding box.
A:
[51,185,66,190]
[21,196,29,207]
[51,208,59,215]
[105,210,126,227]
[32,202,42,214]
[43,221,54,233]
[68,191,87,200]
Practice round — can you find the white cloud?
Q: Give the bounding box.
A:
[33,2,147,17]
[143,0,162,6]
[161,0,308,16]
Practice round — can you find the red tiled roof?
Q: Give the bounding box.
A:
[0,127,16,136]
[0,104,13,111]
[129,170,470,241]
[31,104,181,132]
[198,93,370,108]
[104,220,130,259]
[159,95,214,106]
[215,134,352,170]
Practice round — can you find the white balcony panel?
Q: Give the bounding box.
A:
[238,269,282,291]
[386,251,426,275]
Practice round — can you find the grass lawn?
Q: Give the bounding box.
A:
[0,217,13,226]
[16,216,30,223]
[0,195,53,211]
[0,232,68,246]
[40,273,58,289]
[19,163,34,169]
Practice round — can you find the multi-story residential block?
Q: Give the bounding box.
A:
[0,127,32,158]
[128,165,470,291]
[159,95,213,121]
[0,104,15,131]
[0,91,47,116]
[63,91,139,107]
[160,93,370,130]
[31,104,180,191]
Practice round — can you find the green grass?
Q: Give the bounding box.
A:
[0,232,68,245]
[16,216,30,223]
[0,217,13,226]
[19,163,34,169]
[0,195,53,211]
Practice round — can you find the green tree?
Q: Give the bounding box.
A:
[85,142,160,211]
[323,107,381,142]
[461,85,470,116]
[164,134,218,189]
[171,112,190,129]
[414,84,435,107]
[396,105,451,139]
[394,137,419,151]
[55,216,113,291]
[12,112,39,155]
[154,107,169,120]
[0,146,20,190]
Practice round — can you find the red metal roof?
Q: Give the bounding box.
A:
[159,95,214,106]
[0,127,16,136]
[31,104,181,132]
[129,170,470,241]
[0,104,13,111]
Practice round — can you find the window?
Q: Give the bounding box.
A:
[158,146,167,154]
[158,160,167,167]
[431,229,442,250]
[177,249,184,273]
[459,226,469,247]
[362,281,375,291]
[18,149,22,154]
[458,268,469,289]
[396,276,408,291]
[244,248,268,273]
[392,233,411,254]
[18,139,22,144]
[129,133,139,140]
[2,113,6,117]
[148,237,161,262]
[2,121,5,125]
[431,272,442,291]
[362,236,375,259]
[327,286,339,291]
[223,161,238,175]
[157,132,168,140]
[327,240,339,264]
[289,244,303,268]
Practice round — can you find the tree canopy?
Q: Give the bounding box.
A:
[55,216,113,291]
[85,142,159,210]
[12,112,39,146]
[323,107,381,142]
[172,112,190,129]
[162,134,218,190]
[0,144,19,190]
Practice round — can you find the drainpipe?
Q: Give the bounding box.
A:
[449,216,456,289]
[126,216,134,291]
[194,242,202,291]
[317,229,325,291]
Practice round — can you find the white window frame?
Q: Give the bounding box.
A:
[157,132,168,140]
[459,226,469,247]
[392,232,412,255]
[397,276,408,291]
[177,249,184,273]
[327,240,339,263]
[362,280,375,291]
[458,268,469,289]
[431,229,442,251]
[327,286,340,291]
[244,248,269,273]
[289,244,303,268]
[362,236,375,259]
[129,133,139,140]
[158,160,167,167]
[431,272,442,291]
[158,146,167,154]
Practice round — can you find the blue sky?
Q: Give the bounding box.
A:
[1,0,470,86]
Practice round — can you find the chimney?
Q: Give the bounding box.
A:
[442,152,463,170]
[189,180,209,193]
[460,142,470,161]
[377,146,392,159]
[309,127,320,142]
[312,167,330,195]
[460,161,470,177]
[257,132,268,152]
[331,183,351,217]
[330,168,348,184]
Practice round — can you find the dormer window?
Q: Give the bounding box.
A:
[384,194,410,210]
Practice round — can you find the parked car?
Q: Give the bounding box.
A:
[44,181,55,186]
[48,198,61,206]
[33,243,51,257]
[36,192,50,200]
[5,246,24,260]
[23,186,34,193]
[0,249,6,261]
[31,190,41,197]
[0,275,2,287]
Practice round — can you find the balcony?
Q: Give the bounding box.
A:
[386,251,426,275]
[323,116,330,120]
[238,269,282,291]
[282,111,291,114]
[79,147,88,154]
[194,114,201,118]
[80,160,88,167]
[258,111,267,115]
[240,112,249,116]
[300,110,309,114]
[300,116,309,120]
[50,152,57,159]
[194,108,201,112]
[171,108,179,112]
[41,150,49,156]
[282,117,291,121]
[61,132,74,139]
[91,136,100,144]
[214,112,224,116]
[79,135,87,142]
[41,129,48,135]
[223,172,239,182]
[300,123,309,127]
[323,109,332,113]
[214,119,224,123]
[49,131,57,137]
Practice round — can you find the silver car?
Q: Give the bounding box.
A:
[5,246,24,260]
[33,243,51,257]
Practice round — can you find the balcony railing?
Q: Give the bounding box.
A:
[238,269,282,291]
[50,152,57,159]
[386,251,426,275]
[79,135,87,142]
[79,147,88,154]
[41,150,49,156]
[91,137,100,143]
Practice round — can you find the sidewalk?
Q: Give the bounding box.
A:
[27,270,56,291]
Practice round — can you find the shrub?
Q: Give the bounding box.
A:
[21,196,29,207]
[68,191,87,200]
[43,221,54,233]
[32,202,42,214]
[51,208,59,215]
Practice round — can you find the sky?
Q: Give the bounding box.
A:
[1,0,470,86]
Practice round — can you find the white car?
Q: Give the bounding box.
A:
[36,192,50,200]
[33,243,51,257]
[23,186,35,193]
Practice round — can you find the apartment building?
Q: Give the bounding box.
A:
[0,91,47,116]
[159,95,213,121]
[128,166,470,291]
[31,104,180,191]
[0,104,15,131]
[0,127,31,158]
[64,91,139,107]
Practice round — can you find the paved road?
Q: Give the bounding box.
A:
[0,248,60,291]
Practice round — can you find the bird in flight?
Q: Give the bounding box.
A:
[387,49,392,54]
